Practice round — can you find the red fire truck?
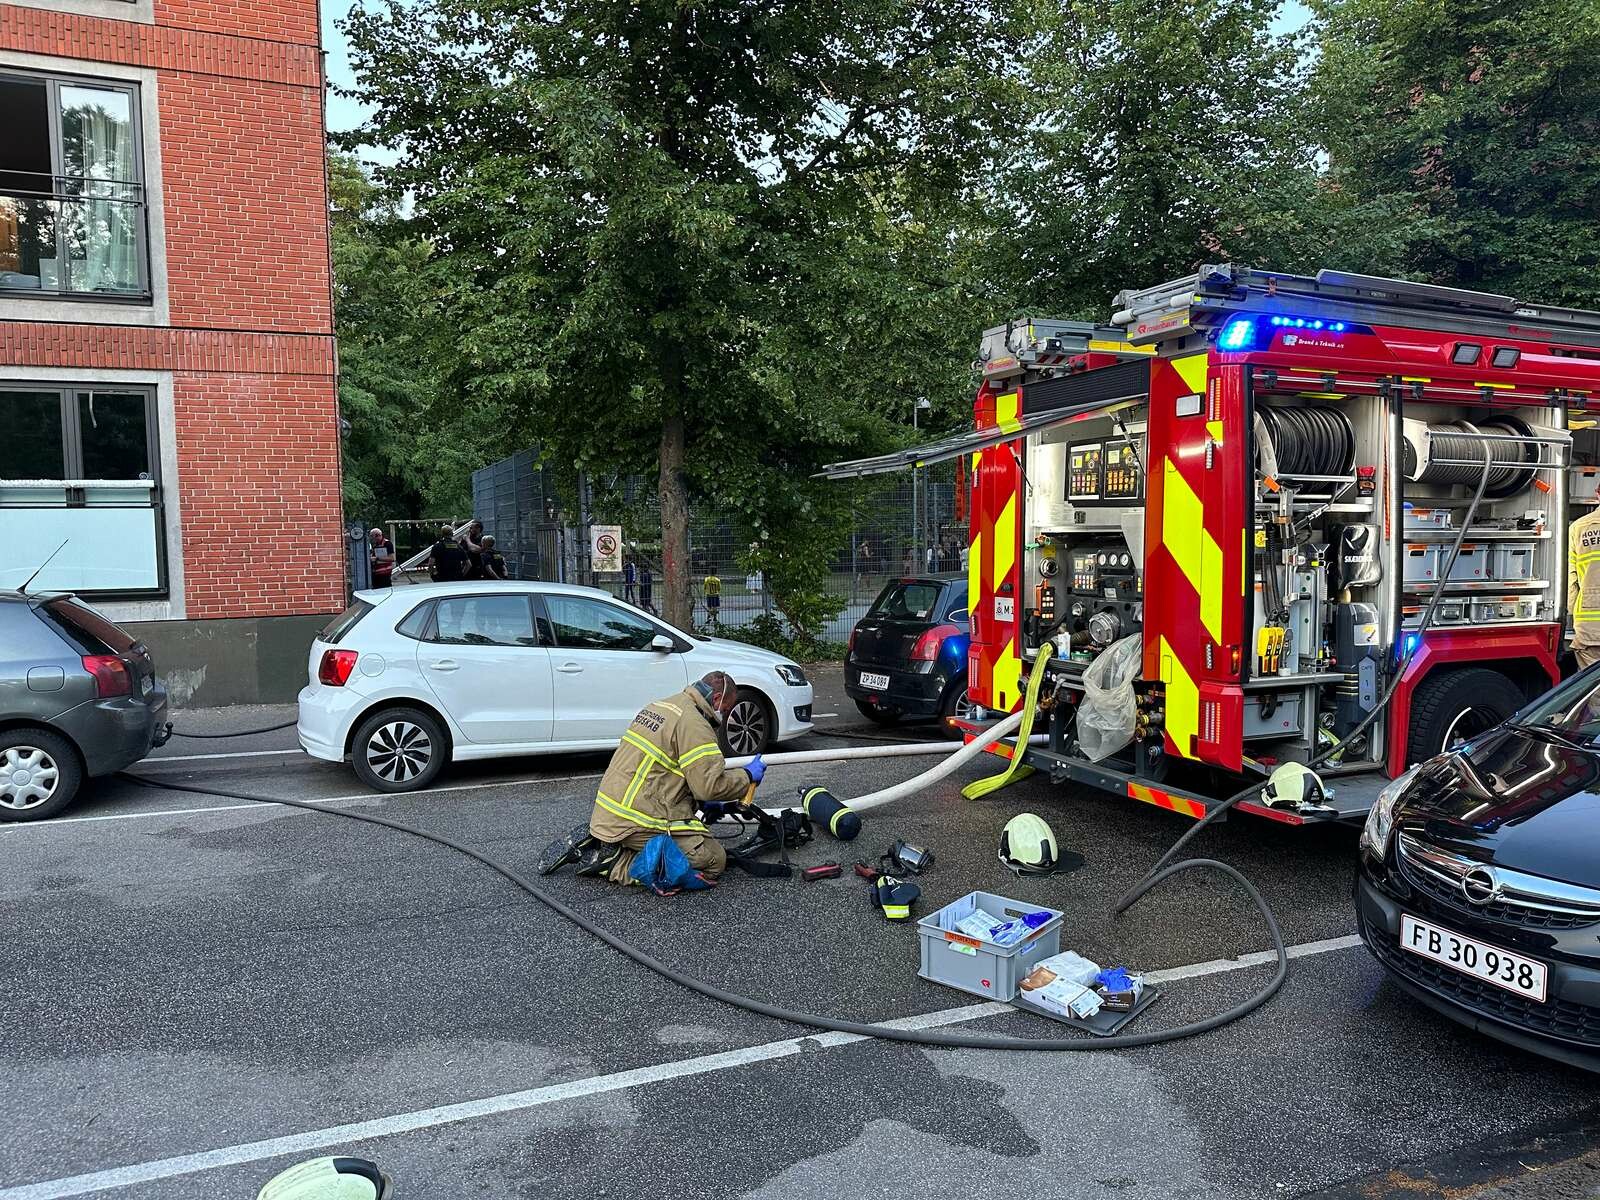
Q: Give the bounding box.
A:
[825,266,1600,825]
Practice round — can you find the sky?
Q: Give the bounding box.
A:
[320,1,1313,149]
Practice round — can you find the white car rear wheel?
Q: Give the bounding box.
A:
[351,707,447,792]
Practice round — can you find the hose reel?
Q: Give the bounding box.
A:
[1256,404,1357,478]
[1402,415,1538,499]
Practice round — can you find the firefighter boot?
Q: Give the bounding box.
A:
[537,824,597,875]
[574,842,625,878]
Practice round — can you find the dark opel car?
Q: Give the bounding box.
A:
[0,591,168,821]
[844,575,975,730]
[1357,667,1600,1071]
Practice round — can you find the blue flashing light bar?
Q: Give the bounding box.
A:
[1219,317,1255,351]
[1268,315,1348,333]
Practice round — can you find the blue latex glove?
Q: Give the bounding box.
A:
[745,755,767,785]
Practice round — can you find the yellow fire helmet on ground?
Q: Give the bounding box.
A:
[999,812,1063,876]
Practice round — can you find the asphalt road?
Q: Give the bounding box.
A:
[2,666,1597,1199]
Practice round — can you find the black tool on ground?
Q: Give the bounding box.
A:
[698,800,812,878]
[800,786,861,840]
[886,839,934,874]
[802,863,843,882]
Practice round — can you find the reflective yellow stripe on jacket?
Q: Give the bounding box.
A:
[594,791,707,835]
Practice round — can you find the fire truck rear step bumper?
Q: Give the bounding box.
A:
[962,723,1387,826]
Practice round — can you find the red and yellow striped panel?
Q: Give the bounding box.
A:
[967,382,1025,711]
[1126,781,1207,820]
[1141,356,1247,770]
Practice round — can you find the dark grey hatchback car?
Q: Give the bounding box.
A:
[0,590,168,821]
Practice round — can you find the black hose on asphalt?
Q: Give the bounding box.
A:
[118,771,1286,1051]
[166,719,298,739]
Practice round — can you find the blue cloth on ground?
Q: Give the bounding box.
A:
[629,833,714,895]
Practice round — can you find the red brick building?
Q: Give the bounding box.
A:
[0,0,344,703]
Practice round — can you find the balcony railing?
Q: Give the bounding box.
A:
[0,172,149,300]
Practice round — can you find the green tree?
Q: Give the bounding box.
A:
[1309,0,1600,306]
[996,0,1323,317]
[340,0,1024,627]
[331,154,458,523]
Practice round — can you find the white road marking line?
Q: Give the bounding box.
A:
[145,749,304,764]
[0,773,607,830]
[1144,934,1364,983]
[0,937,1364,1199]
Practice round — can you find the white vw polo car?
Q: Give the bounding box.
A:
[297,581,814,791]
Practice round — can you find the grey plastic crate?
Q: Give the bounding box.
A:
[1489,542,1535,581]
[1448,543,1489,581]
[917,890,1065,1002]
[1402,544,1439,583]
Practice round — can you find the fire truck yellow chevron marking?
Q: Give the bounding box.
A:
[968,524,983,611]
[1160,458,1224,644]
[1160,636,1200,760]
[992,492,1017,588]
[996,391,1022,433]
[1200,534,1224,644]
[1174,353,1208,396]
[992,639,1021,711]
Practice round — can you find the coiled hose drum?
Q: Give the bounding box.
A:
[1257,405,1357,477]
[1403,415,1538,499]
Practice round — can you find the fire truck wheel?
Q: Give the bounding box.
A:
[854,699,902,725]
[1405,667,1526,764]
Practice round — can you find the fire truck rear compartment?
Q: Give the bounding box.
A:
[1015,368,1567,800]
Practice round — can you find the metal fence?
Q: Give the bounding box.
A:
[469,450,963,642]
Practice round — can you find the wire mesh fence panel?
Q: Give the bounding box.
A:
[470,450,963,643]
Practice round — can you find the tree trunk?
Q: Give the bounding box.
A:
[658,411,692,629]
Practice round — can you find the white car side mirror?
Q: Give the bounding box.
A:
[650,634,675,653]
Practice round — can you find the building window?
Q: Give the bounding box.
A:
[0,384,165,596]
[0,71,148,301]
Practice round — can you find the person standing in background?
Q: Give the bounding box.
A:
[624,558,637,604]
[703,570,722,626]
[368,528,394,589]
[640,562,656,614]
[428,526,469,582]
[460,520,487,579]
[481,535,508,580]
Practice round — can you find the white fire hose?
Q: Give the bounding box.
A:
[728,709,1032,815]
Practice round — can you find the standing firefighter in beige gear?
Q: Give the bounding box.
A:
[537,671,766,883]
[1571,505,1600,669]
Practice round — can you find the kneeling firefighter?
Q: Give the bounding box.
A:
[540,671,765,884]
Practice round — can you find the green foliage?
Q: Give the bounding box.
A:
[704,613,847,664]
[338,0,1025,620]
[331,154,495,520]
[1308,0,1600,305]
[996,0,1324,318]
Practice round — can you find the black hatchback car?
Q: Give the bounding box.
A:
[844,575,975,730]
[1357,667,1600,1071]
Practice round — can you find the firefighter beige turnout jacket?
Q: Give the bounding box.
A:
[588,687,752,846]
[1570,507,1600,653]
